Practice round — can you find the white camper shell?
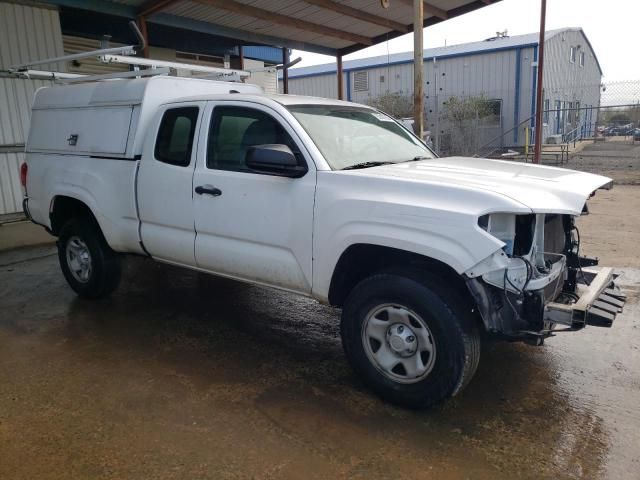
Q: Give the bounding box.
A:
[27,76,262,159]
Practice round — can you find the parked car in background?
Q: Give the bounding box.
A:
[605,124,636,136]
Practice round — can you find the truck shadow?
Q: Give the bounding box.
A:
[59,257,614,477]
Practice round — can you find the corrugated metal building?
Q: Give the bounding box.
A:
[0,2,62,217]
[0,1,281,216]
[283,28,603,150]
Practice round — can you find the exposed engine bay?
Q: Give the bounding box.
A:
[466,201,626,344]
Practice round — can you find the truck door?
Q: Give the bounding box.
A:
[137,103,203,266]
[192,102,315,293]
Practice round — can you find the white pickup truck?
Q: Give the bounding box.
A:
[22,76,625,408]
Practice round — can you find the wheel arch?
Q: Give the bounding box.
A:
[327,243,473,309]
[49,195,101,236]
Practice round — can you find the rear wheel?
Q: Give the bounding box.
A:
[341,270,480,408]
[57,217,121,299]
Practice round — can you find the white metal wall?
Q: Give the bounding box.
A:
[542,30,602,140]
[0,1,63,215]
[287,73,341,99]
[244,58,278,94]
[0,2,65,71]
[0,152,26,216]
[63,35,129,75]
[283,34,601,148]
[285,49,527,142]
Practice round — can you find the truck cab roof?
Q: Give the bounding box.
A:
[161,92,363,109]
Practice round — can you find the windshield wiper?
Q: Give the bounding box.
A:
[405,156,430,162]
[341,161,394,170]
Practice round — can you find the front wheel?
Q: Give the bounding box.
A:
[341,271,480,408]
[57,217,121,299]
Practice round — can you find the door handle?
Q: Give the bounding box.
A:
[195,185,222,197]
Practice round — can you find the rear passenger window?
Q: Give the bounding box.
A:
[155,107,199,166]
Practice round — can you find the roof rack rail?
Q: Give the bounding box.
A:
[6,19,258,85]
[60,67,171,84]
[99,55,250,80]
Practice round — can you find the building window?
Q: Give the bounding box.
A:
[353,71,369,92]
[543,98,550,124]
[579,51,585,67]
[485,99,502,127]
[570,46,576,63]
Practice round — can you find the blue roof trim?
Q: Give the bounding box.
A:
[285,42,539,80]
[286,27,603,80]
[243,46,282,65]
[513,47,522,143]
[530,46,538,128]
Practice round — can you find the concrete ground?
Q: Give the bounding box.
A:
[0,220,53,251]
[1,187,639,479]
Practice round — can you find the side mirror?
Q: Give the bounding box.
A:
[246,144,307,178]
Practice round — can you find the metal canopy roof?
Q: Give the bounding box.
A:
[45,0,501,56]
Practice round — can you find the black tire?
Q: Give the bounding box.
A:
[341,270,480,408]
[57,217,121,299]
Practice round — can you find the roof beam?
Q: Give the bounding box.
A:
[138,0,181,17]
[191,0,373,45]
[302,0,409,33]
[152,12,338,56]
[396,0,448,20]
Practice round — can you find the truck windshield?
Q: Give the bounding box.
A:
[286,105,435,170]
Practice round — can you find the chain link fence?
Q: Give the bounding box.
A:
[366,80,640,159]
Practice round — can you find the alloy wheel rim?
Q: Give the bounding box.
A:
[361,304,436,384]
[65,236,92,284]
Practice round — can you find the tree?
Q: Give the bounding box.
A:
[365,93,413,119]
[440,96,501,156]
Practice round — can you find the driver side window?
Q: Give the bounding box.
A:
[207,106,301,172]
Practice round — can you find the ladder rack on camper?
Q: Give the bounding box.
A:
[7,20,251,84]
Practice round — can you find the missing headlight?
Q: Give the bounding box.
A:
[513,214,536,256]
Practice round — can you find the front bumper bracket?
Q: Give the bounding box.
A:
[544,267,626,328]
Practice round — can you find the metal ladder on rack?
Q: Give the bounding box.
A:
[6,21,252,84]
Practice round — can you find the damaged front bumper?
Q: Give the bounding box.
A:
[467,265,627,343]
[545,267,626,328]
[466,207,626,343]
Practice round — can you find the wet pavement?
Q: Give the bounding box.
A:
[0,247,639,479]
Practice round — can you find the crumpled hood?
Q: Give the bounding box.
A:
[363,156,612,214]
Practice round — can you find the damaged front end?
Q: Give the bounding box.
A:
[465,209,626,344]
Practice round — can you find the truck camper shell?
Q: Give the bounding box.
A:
[26,76,263,159]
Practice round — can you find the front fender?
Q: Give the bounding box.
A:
[312,219,503,302]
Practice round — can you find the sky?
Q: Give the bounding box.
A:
[291,0,640,81]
